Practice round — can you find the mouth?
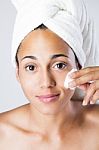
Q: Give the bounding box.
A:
[36,93,60,103]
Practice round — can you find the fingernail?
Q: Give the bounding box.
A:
[90,101,94,105]
[82,100,87,106]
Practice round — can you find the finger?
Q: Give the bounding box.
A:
[78,83,90,91]
[82,81,99,105]
[90,90,99,104]
[68,72,99,88]
[82,82,96,105]
[70,67,99,79]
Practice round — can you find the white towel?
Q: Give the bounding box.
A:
[11,0,98,67]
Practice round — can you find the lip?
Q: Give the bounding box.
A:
[36,93,60,103]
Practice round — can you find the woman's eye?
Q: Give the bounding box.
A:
[25,65,36,71]
[53,63,67,70]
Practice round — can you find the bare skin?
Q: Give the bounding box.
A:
[69,67,99,105]
[0,103,99,150]
[0,29,99,150]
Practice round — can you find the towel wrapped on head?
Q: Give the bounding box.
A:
[11,0,98,68]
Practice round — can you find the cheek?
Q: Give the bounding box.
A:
[18,72,39,98]
[54,71,68,87]
[20,78,38,92]
[55,72,75,98]
[61,87,75,103]
[19,79,38,101]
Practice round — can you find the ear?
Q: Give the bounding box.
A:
[16,66,20,83]
[11,0,26,10]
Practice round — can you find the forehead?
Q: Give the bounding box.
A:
[17,29,75,60]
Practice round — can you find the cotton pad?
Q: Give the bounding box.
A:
[64,68,77,90]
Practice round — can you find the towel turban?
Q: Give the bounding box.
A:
[11,0,98,68]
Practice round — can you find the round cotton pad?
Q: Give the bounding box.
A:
[64,68,77,90]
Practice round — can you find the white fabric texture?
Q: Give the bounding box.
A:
[11,0,98,67]
[64,69,77,90]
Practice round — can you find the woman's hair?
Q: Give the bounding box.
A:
[15,24,81,69]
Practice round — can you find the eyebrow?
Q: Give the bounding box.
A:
[21,54,69,61]
[21,55,37,60]
[50,54,68,59]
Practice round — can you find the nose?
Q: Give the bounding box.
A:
[40,70,56,89]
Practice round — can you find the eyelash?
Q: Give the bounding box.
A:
[25,62,67,72]
[25,65,36,72]
[52,62,67,70]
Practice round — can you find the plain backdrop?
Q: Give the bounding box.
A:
[0,0,99,112]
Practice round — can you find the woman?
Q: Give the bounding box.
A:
[0,0,99,149]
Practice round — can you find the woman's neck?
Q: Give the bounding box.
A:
[27,101,82,136]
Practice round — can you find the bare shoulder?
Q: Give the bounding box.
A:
[0,103,29,122]
[0,104,29,138]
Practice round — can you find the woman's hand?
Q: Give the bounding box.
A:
[68,67,99,106]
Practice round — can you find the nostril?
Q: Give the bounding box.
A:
[40,77,56,88]
[40,80,56,88]
[39,71,56,88]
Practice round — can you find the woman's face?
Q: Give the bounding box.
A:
[16,29,77,115]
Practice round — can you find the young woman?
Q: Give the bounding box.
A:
[0,0,99,149]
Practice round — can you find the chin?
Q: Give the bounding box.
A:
[29,92,73,115]
[33,101,67,116]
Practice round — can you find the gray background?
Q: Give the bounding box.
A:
[0,0,99,112]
